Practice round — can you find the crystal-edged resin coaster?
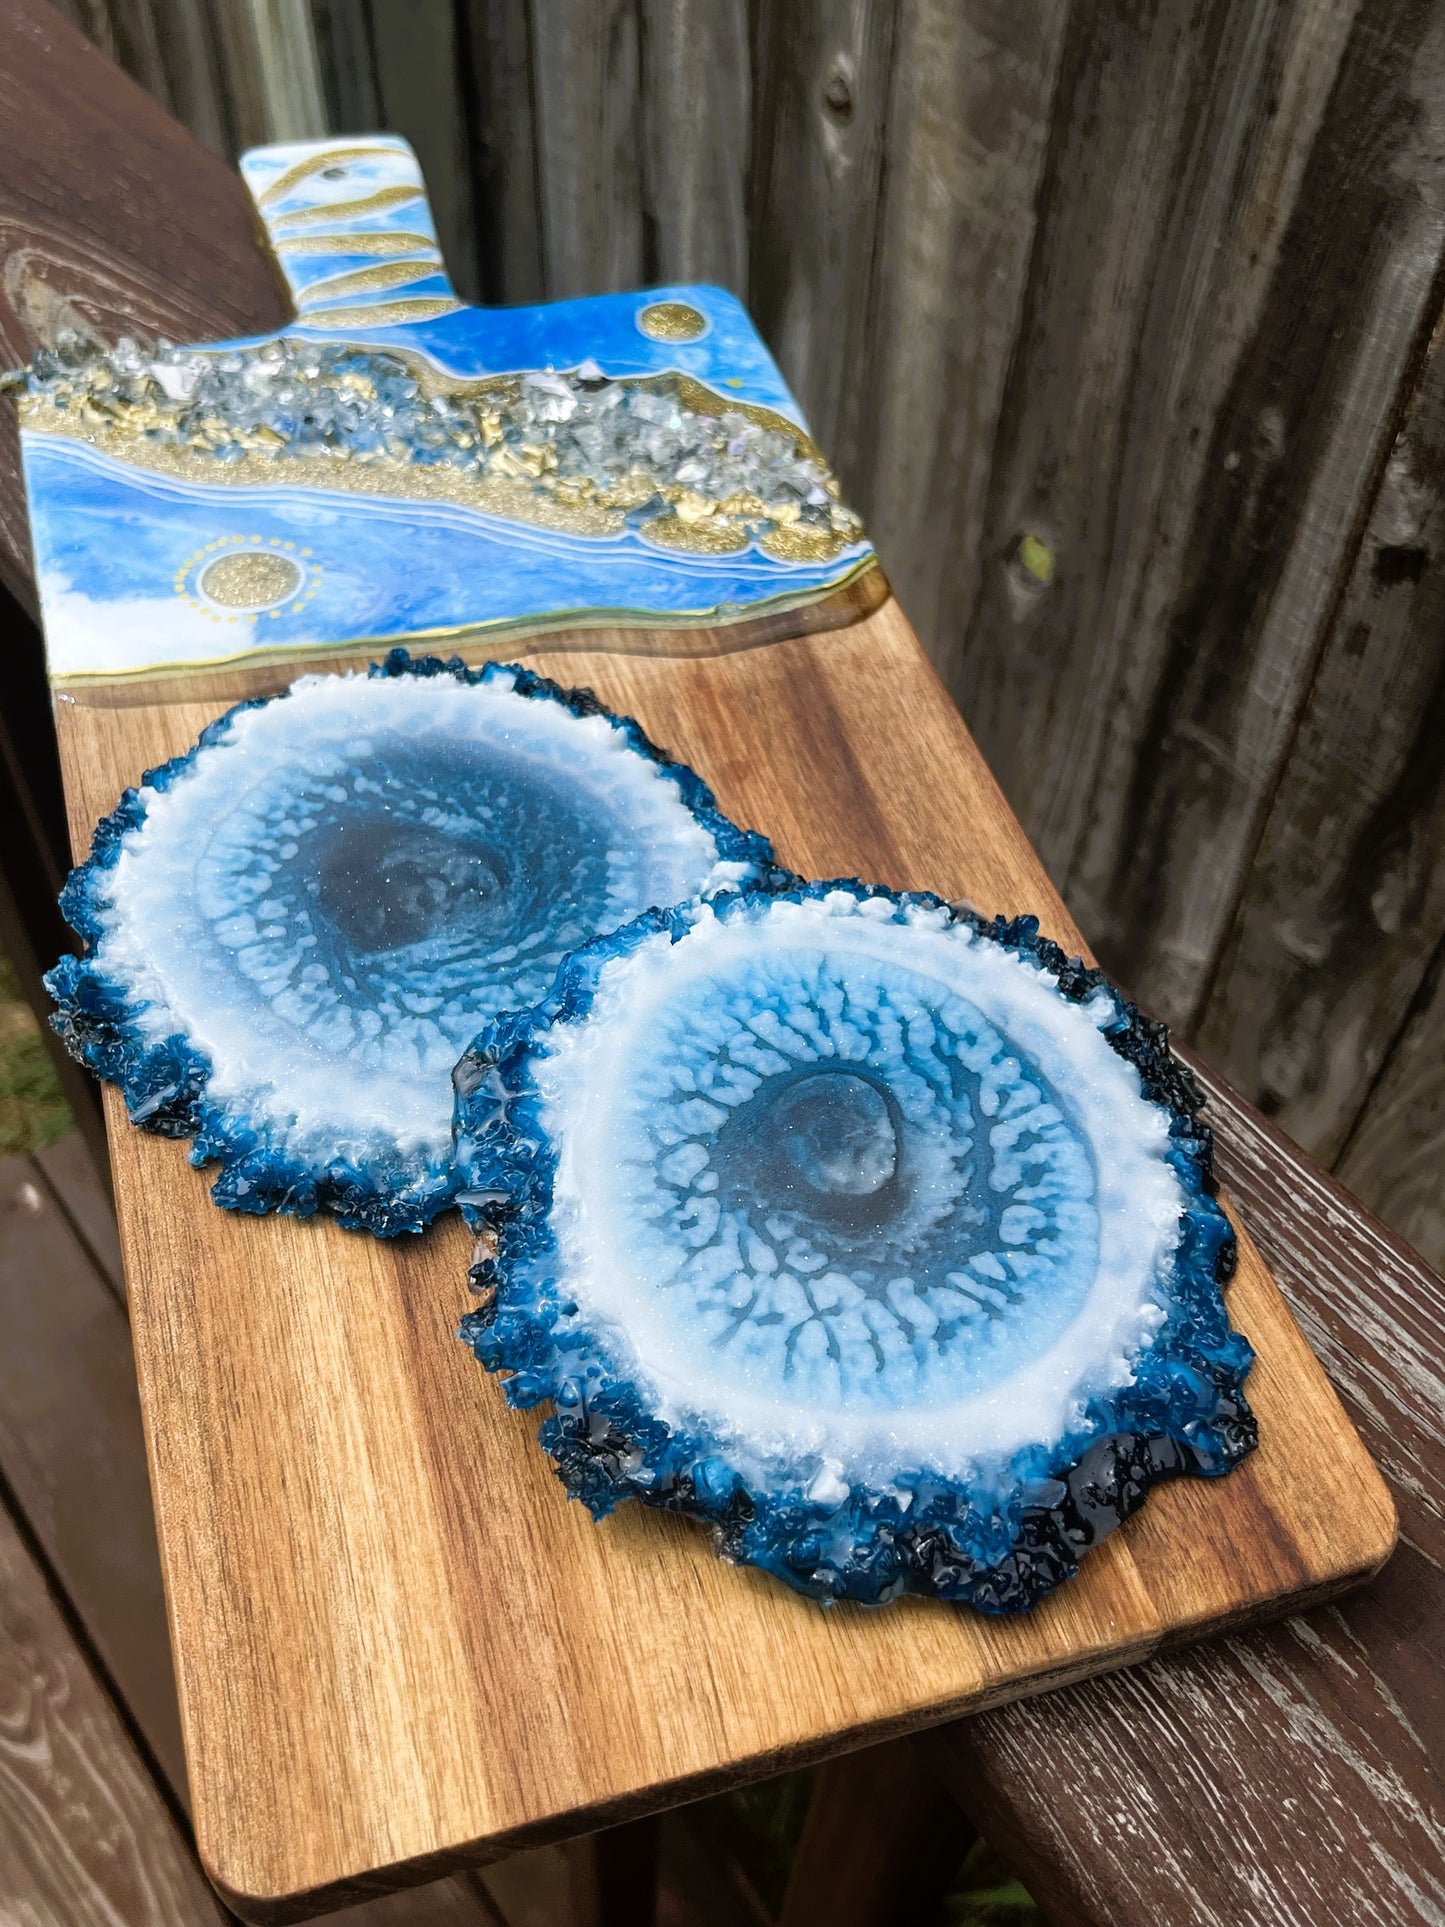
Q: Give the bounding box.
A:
[455,882,1256,1610]
[47,651,774,1235]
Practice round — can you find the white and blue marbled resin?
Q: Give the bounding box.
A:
[47,654,774,1234]
[456,884,1255,1609]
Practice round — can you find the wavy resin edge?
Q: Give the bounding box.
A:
[45,647,780,1237]
[455,880,1257,1611]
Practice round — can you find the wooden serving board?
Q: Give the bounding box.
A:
[52,583,1396,1924]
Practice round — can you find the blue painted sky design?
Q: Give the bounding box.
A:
[27,437,868,679]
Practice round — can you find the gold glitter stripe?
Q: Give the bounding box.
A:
[297,297,462,327]
[26,414,627,536]
[297,260,446,306]
[274,231,439,258]
[273,185,424,228]
[257,144,405,208]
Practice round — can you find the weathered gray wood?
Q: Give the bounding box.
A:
[206,0,328,151]
[955,0,1386,1002]
[0,1151,186,1796]
[458,0,545,305]
[34,1130,123,1302]
[930,1056,1445,1927]
[1093,0,1445,1029]
[638,0,750,293]
[858,0,1068,663]
[0,1491,228,1927]
[47,0,233,157]
[747,1,896,476]
[1198,321,1445,1169]
[529,0,645,298]
[1337,939,1445,1272]
[147,0,232,158]
[50,0,169,110]
[956,0,1361,921]
[310,0,382,138]
[366,0,481,304]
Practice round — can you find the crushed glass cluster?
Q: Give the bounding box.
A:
[23,331,864,560]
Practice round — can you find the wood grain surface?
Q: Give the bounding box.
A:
[50,592,1395,1922]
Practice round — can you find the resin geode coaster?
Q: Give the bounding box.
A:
[455,882,1256,1610]
[47,652,774,1235]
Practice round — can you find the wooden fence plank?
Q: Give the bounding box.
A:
[951,0,1358,958]
[747,1,896,477]
[638,0,750,292]
[0,1491,227,1927]
[458,0,545,305]
[857,0,1068,666]
[1337,940,1445,1271]
[310,0,382,137]
[207,0,329,151]
[147,0,233,158]
[1197,316,1445,1167]
[529,0,645,297]
[1082,0,1445,1028]
[366,0,481,304]
[929,1058,1445,1927]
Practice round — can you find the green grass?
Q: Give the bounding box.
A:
[0,951,71,1155]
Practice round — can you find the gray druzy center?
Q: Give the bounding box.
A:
[774,1071,898,1196]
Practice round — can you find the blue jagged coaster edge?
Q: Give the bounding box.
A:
[45,647,780,1236]
[454,878,1257,1611]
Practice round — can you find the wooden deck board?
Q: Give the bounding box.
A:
[929,1061,1445,1927]
[0,1148,185,1796]
[0,1488,227,1927]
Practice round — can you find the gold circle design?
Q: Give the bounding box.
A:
[636,301,709,343]
[199,550,303,609]
[175,537,322,625]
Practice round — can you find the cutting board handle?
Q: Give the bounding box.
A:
[237,137,459,327]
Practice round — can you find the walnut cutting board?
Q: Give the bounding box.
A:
[52,583,1396,1924]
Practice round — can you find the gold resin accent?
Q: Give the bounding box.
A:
[275,231,439,258]
[257,144,403,208]
[760,524,851,563]
[298,260,446,305]
[637,301,708,342]
[274,185,423,228]
[640,514,748,554]
[198,550,303,608]
[298,296,462,328]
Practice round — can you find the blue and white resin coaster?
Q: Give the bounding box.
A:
[47,651,775,1235]
[455,881,1256,1610]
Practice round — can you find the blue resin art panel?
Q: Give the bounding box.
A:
[17,135,873,681]
[47,652,775,1234]
[455,884,1257,1610]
